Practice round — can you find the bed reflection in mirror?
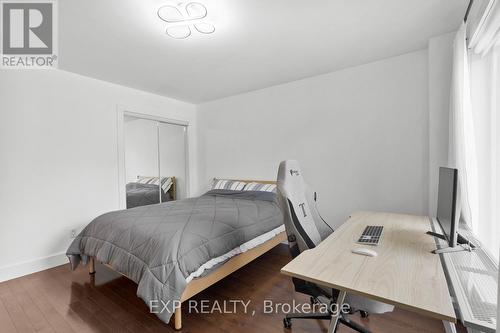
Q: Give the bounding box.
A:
[124,115,187,209]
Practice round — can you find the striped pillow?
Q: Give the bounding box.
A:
[211,179,246,191]
[243,182,277,193]
[137,176,173,193]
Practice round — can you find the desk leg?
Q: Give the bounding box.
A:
[327,290,347,333]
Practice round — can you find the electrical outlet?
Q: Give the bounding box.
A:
[70,229,77,238]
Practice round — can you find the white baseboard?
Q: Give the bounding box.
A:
[0,252,68,283]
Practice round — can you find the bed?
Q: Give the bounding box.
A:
[126,176,176,208]
[66,179,285,330]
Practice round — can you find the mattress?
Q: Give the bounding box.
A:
[186,224,285,282]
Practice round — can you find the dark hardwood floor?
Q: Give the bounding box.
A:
[0,244,465,333]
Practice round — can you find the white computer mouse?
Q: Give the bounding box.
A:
[351,248,378,257]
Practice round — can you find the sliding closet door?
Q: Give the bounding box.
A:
[158,122,187,200]
[123,114,188,208]
[124,116,160,208]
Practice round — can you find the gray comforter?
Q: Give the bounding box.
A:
[66,190,283,323]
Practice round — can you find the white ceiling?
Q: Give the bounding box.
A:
[59,0,467,103]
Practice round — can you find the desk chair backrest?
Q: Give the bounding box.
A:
[277,160,328,256]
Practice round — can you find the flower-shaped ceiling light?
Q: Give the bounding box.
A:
[158,2,215,39]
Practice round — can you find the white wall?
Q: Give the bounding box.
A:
[198,50,429,227]
[428,32,455,216]
[0,69,198,281]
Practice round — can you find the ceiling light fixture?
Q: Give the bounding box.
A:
[157,2,215,39]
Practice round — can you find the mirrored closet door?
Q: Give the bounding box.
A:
[124,114,187,209]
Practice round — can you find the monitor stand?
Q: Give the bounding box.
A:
[426,231,476,254]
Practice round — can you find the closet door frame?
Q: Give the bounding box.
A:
[117,106,190,209]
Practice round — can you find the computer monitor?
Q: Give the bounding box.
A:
[436,167,460,247]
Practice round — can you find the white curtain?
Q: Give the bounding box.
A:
[448,23,479,232]
[470,0,500,56]
[458,0,500,260]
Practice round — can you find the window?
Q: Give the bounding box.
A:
[469,42,500,259]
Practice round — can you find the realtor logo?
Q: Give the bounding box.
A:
[1,0,57,68]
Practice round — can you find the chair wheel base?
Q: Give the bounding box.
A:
[283,318,292,328]
[360,310,369,318]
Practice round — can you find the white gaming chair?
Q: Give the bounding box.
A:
[277,160,393,332]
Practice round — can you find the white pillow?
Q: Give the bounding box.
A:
[243,182,277,193]
[211,179,246,191]
[137,176,173,192]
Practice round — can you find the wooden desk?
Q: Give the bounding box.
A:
[281,211,456,331]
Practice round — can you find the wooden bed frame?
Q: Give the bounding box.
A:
[88,179,285,330]
[168,176,176,200]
